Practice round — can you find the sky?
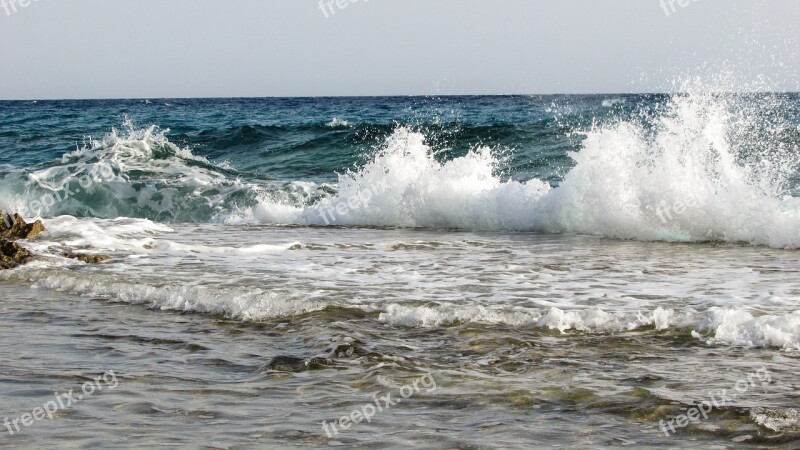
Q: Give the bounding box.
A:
[0,0,798,99]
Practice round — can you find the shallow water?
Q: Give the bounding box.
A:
[1,220,799,448]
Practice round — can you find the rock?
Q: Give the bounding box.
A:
[263,356,307,372]
[0,211,47,240]
[0,212,106,270]
[325,337,380,359]
[0,211,45,270]
[62,252,111,264]
[0,239,32,270]
[261,355,336,373]
[328,342,370,359]
[306,356,336,370]
[24,220,47,239]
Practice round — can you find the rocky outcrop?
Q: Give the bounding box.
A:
[1,212,110,270]
[0,211,47,270]
[1,212,46,240]
[0,239,32,270]
[0,212,46,270]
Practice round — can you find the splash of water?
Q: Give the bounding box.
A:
[245,90,799,247]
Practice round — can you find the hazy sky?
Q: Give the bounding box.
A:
[0,0,798,99]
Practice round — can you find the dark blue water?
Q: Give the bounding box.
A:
[0,95,651,180]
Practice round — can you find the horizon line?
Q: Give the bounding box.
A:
[2,91,798,102]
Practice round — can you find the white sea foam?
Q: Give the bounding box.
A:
[9,248,797,349]
[4,214,797,350]
[326,117,350,128]
[694,307,800,349]
[20,215,172,256]
[378,304,800,350]
[5,265,325,321]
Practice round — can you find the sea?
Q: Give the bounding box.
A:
[0,91,799,449]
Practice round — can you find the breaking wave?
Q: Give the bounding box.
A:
[1,89,799,248]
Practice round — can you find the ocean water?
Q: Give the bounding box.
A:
[0,92,799,448]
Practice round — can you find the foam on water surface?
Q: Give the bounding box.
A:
[4,217,798,350]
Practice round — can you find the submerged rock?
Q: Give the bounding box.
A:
[62,252,111,264]
[325,337,380,359]
[327,341,372,359]
[261,355,336,373]
[263,356,307,372]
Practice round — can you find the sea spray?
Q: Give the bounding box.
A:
[246,90,800,247]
